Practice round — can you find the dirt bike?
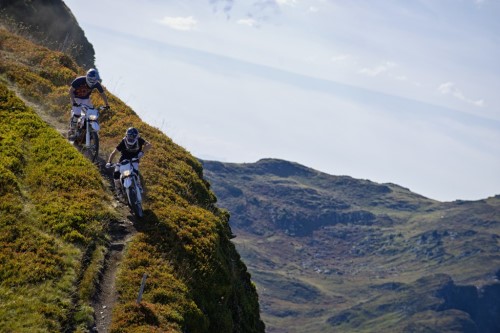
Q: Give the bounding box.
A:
[69,104,105,162]
[107,157,143,218]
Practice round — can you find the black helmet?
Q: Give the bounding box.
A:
[86,68,99,86]
[125,127,139,146]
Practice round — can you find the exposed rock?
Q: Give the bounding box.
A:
[437,279,500,333]
[0,0,95,68]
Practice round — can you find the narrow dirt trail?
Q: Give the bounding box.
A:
[13,89,137,332]
[91,200,137,332]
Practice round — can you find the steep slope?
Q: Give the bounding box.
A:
[0,0,95,68]
[0,26,264,333]
[0,82,114,332]
[201,158,500,333]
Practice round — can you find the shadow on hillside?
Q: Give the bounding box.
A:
[132,209,173,240]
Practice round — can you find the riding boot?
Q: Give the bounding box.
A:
[68,116,78,139]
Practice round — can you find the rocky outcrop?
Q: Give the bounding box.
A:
[438,279,500,333]
[0,0,95,68]
[327,274,500,333]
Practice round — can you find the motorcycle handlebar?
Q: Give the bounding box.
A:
[77,104,108,111]
[106,157,140,168]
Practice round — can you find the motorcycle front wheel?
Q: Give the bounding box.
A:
[127,185,143,218]
[81,130,99,163]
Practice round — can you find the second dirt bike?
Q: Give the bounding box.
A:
[69,104,105,162]
[108,158,143,218]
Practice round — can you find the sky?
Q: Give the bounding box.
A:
[64,0,500,202]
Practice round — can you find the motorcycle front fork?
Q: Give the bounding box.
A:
[85,121,91,147]
[124,177,142,200]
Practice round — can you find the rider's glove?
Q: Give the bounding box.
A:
[105,162,111,168]
[137,152,144,159]
[73,102,80,107]
[103,105,110,110]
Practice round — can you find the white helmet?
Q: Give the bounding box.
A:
[86,68,99,86]
[125,127,139,146]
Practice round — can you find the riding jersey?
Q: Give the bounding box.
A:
[71,76,104,99]
[116,137,146,162]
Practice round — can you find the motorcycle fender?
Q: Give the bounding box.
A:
[90,122,100,131]
[123,177,132,188]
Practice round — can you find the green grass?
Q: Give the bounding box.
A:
[0,82,113,331]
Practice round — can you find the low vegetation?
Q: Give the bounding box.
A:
[0,82,113,332]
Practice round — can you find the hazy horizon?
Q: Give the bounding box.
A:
[64,0,500,201]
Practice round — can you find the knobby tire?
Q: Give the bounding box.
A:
[127,183,143,218]
[82,131,99,163]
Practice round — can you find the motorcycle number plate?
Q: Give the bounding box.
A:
[119,163,131,173]
[87,108,98,118]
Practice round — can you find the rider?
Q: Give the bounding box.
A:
[106,127,152,198]
[68,68,110,138]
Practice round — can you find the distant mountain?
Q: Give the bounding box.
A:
[0,0,95,67]
[201,158,500,333]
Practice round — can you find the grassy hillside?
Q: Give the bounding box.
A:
[0,27,264,332]
[0,82,112,332]
[202,159,500,333]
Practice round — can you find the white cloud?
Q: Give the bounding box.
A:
[331,54,353,62]
[474,0,487,7]
[438,82,485,107]
[276,0,297,6]
[309,6,319,13]
[158,16,198,31]
[237,18,258,27]
[358,61,397,77]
